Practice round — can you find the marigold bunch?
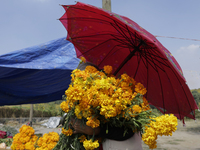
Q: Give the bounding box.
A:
[54,62,178,150]
[11,125,37,150]
[61,65,149,122]
[54,64,154,150]
[36,132,59,150]
[142,114,178,149]
[11,125,59,150]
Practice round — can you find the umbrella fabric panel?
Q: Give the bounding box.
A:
[0,37,80,106]
[61,2,185,81]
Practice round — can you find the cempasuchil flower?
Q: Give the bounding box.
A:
[60,101,72,113]
[103,65,113,74]
[83,139,99,150]
[78,135,87,143]
[135,82,147,95]
[85,65,98,73]
[86,116,100,128]
[132,105,142,114]
[62,127,73,136]
[80,56,86,63]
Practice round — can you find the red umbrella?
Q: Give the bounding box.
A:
[59,2,198,119]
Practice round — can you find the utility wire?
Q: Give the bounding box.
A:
[154,35,200,42]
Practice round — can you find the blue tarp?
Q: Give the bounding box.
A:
[0,37,80,106]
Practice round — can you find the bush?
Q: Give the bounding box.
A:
[0,102,61,118]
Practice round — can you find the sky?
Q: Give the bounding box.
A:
[0,0,200,89]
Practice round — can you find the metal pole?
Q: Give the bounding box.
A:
[29,104,33,126]
[102,0,111,11]
[20,104,22,124]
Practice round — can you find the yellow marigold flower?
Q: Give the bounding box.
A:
[19,144,25,150]
[114,99,123,110]
[131,92,137,100]
[94,78,111,90]
[60,101,71,113]
[65,84,85,102]
[141,97,150,111]
[122,90,133,102]
[120,81,131,90]
[127,105,142,117]
[83,139,99,150]
[31,135,39,142]
[72,69,90,81]
[50,132,60,142]
[103,65,113,74]
[78,135,86,143]
[41,143,47,148]
[21,136,31,143]
[79,96,90,110]
[120,73,129,81]
[75,105,83,119]
[132,105,142,113]
[62,127,73,136]
[85,65,98,73]
[82,109,92,119]
[25,141,36,150]
[97,71,106,77]
[100,105,117,119]
[37,137,44,147]
[135,82,147,95]
[11,124,37,150]
[120,73,136,87]
[86,116,100,128]
[47,142,57,149]
[19,125,35,135]
[142,127,157,149]
[80,56,86,63]
[87,88,100,108]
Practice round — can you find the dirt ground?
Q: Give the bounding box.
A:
[3,118,200,150]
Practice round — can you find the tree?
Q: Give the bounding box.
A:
[191,90,200,105]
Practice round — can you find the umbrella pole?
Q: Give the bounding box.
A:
[114,42,143,75]
[102,0,111,11]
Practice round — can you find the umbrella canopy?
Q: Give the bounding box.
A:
[59,2,198,120]
[0,37,80,106]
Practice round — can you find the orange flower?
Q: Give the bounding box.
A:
[135,83,147,95]
[86,116,100,128]
[85,66,98,73]
[141,97,151,111]
[103,65,113,75]
[62,127,73,136]
[80,56,86,63]
[78,135,86,143]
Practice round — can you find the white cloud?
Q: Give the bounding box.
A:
[178,44,200,53]
[174,44,200,69]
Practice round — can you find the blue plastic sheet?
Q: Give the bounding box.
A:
[0,37,80,106]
